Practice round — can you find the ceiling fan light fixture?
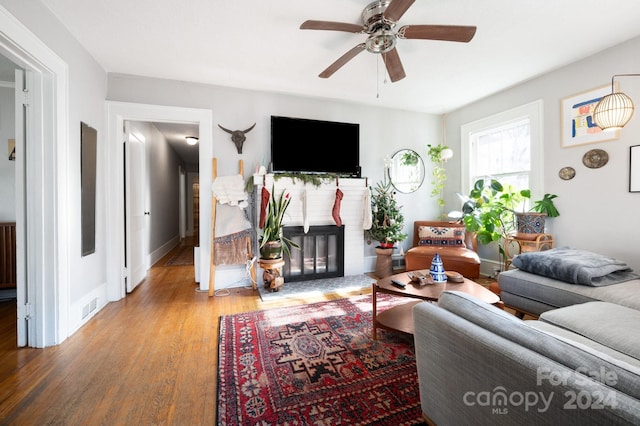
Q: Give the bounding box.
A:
[366,31,396,53]
[594,92,635,131]
[302,0,476,81]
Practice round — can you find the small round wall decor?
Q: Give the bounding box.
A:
[558,166,576,180]
[582,149,609,169]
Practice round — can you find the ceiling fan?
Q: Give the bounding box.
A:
[300,0,476,82]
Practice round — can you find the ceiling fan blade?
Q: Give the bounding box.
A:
[319,44,366,78]
[300,20,364,33]
[384,0,416,22]
[382,48,406,82]
[398,25,477,42]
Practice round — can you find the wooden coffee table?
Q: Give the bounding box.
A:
[372,270,501,339]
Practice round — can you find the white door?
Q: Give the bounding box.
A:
[124,123,148,292]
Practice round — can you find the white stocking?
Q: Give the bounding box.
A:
[302,188,309,233]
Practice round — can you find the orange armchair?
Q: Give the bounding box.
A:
[404,221,480,279]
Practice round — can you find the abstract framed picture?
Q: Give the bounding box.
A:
[561,85,620,147]
[630,145,640,193]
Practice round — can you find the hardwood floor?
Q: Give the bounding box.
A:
[0,241,372,425]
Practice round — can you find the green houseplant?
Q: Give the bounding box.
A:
[401,150,419,166]
[514,191,560,239]
[259,186,299,259]
[427,144,452,219]
[367,179,407,247]
[461,178,559,266]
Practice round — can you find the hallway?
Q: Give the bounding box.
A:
[0,240,367,424]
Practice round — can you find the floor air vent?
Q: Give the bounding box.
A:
[82,297,98,319]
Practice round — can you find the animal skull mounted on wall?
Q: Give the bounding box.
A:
[218,123,256,154]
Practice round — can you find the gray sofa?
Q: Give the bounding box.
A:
[499,269,640,317]
[412,291,640,425]
[498,248,640,318]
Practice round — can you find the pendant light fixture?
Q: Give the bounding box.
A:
[593,74,640,131]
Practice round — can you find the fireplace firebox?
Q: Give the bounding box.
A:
[282,225,344,282]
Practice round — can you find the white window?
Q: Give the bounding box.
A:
[461,100,544,205]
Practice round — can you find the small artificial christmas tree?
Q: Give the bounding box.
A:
[367,179,407,247]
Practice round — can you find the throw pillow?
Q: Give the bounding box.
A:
[418,226,466,247]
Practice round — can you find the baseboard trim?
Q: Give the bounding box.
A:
[149,235,181,267]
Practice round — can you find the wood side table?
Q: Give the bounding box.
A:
[504,233,554,269]
[372,270,501,339]
[258,258,285,292]
[374,247,394,278]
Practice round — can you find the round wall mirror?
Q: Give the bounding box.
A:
[388,149,425,193]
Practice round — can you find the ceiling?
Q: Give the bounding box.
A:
[40,0,640,115]
[152,122,199,167]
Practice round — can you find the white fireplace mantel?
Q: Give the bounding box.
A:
[253,174,370,276]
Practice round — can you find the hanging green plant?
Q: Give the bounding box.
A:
[427,144,450,218]
[401,150,419,166]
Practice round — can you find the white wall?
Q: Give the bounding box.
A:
[0,85,15,221]
[107,74,443,285]
[446,36,640,273]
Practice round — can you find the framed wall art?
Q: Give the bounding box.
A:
[81,121,97,256]
[561,85,620,147]
[630,145,640,193]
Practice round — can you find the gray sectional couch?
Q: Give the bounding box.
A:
[498,268,640,317]
[412,291,640,425]
[498,248,640,317]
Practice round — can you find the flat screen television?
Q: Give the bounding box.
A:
[270,116,360,177]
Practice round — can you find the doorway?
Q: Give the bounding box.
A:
[106,103,212,300]
[122,120,200,293]
[0,6,71,347]
[0,57,20,348]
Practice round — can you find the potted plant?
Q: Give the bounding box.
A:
[259,186,299,259]
[367,179,407,248]
[460,178,559,267]
[514,191,560,239]
[401,150,419,166]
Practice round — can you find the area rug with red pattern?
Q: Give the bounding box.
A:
[216,294,424,425]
